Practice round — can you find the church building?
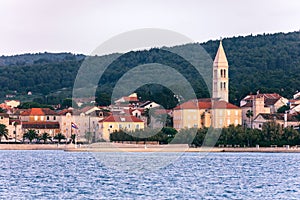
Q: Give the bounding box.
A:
[173,40,242,129]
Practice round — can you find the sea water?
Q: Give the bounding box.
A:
[0,150,299,199]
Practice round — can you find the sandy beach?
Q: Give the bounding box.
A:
[1,143,300,153]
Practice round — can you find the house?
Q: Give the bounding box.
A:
[4,100,20,108]
[0,113,22,142]
[149,108,173,128]
[293,91,300,100]
[19,108,60,138]
[290,104,300,114]
[59,109,102,143]
[252,113,299,130]
[289,98,300,114]
[114,93,139,105]
[139,101,160,109]
[240,93,288,127]
[99,115,144,141]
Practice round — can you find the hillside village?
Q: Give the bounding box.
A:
[0,41,299,144]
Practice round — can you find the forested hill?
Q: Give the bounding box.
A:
[0,31,299,108]
[0,52,85,66]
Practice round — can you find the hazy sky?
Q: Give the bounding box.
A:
[1,0,300,56]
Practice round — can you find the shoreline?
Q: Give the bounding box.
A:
[1,143,300,153]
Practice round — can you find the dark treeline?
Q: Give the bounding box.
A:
[1,31,300,107]
[110,123,300,147]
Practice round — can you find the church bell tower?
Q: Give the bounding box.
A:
[212,40,229,102]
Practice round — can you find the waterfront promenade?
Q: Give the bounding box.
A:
[2,143,300,153]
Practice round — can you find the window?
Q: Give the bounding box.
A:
[235,119,238,125]
[136,124,140,129]
[53,116,56,120]
[34,116,38,121]
[219,119,223,126]
[47,116,49,120]
[220,82,223,89]
[220,69,223,77]
[224,69,226,78]
[119,124,122,129]
[219,110,223,116]
[223,82,226,90]
[109,125,113,129]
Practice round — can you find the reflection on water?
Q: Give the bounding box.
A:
[0,150,299,199]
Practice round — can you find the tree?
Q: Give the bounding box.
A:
[61,98,77,108]
[71,134,76,144]
[54,133,66,143]
[23,129,38,143]
[85,132,93,144]
[95,92,111,106]
[40,132,52,144]
[0,124,8,142]
[277,105,290,113]
[246,110,253,128]
[18,102,54,109]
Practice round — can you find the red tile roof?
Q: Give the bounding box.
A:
[57,109,72,115]
[20,108,58,116]
[30,108,45,116]
[242,93,283,107]
[244,93,282,101]
[256,113,299,122]
[174,99,240,110]
[99,115,144,123]
[123,96,139,102]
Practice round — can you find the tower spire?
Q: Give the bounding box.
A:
[213,39,228,65]
[212,40,229,102]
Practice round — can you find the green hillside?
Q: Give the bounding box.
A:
[0,31,299,108]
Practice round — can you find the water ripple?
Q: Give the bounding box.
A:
[0,151,299,199]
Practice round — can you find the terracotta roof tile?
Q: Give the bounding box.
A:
[21,108,58,116]
[174,99,240,110]
[257,113,299,122]
[99,115,144,123]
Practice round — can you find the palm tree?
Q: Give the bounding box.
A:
[54,133,66,143]
[40,132,52,144]
[0,124,9,142]
[23,129,38,143]
[246,110,253,128]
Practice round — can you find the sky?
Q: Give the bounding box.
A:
[0,0,300,56]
